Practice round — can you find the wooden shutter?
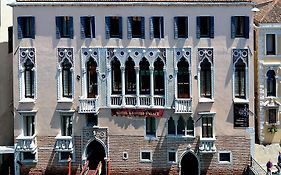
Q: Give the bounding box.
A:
[210,16,214,38]
[244,16,249,39]
[127,17,132,39]
[231,16,236,39]
[160,17,164,38]
[149,17,154,39]
[174,17,178,39]
[141,17,145,39]
[91,17,95,38]
[18,17,23,39]
[118,17,122,39]
[31,17,35,39]
[56,17,61,39]
[185,17,188,38]
[196,17,200,39]
[69,17,74,39]
[105,17,110,39]
[80,17,85,39]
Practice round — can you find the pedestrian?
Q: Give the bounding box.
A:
[267,159,273,175]
[278,151,281,168]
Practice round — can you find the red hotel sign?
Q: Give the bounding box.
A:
[111,109,164,118]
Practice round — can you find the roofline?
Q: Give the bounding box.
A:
[8,1,255,7]
[258,23,281,28]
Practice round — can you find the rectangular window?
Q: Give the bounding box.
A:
[234,103,249,127]
[266,34,276,55]
[105,16,122,39]
[202,116,213,138]
[61,115,72,136]
[168,150,177,163]
[56,16,74,39]
[140,151,152,162]
[146,117,156,136]
[128,16,145,39]
[8,26,13,53]
[231,16,249,38]
[218,152,231,164]
[86,113,98,127]
[268,109,277,124]
[22,152,36,161]
[197,16,214,38]
[59,151,72,162]
[174,17,188,39]
[150,17,164,39]
[17,16,35,39]
[23,115,35,136]
[81,16,95,39]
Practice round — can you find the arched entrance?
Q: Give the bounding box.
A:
[86,140,107,175]
[180,151,199,175]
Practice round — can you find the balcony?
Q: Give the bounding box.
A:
[199,138,216,153]
[110,95,165,108]
[16,135,37,152]
[79,97,99,113]
[174,98,192,113]
[55,135,73,152]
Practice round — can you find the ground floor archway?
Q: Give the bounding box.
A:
[86,139,107,175]
[180,151,199,175]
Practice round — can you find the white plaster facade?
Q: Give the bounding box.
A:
[10,1,255,174]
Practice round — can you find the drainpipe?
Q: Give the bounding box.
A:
[14,149,20,175]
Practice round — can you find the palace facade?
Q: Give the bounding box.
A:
[10,0,255,174]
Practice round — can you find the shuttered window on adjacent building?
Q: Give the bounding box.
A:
[56,16,74,39]
[81,16,95,39]
[231,16,249,39]
[17,16,35,39]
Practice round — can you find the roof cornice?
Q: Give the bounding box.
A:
[8,1,255,7]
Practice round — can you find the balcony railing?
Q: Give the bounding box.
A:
[174,98,192,113]
[79,97,99,113]
[199,138,216,153]
[55,135,73,152]
[16,134,37,152]
[110,95,165,107]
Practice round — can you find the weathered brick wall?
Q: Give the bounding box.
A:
[19,136,82,175]
[17,135,250,175]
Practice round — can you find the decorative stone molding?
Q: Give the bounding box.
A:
[198,48,213,64]
[58,48,73,65]
[232,49,248,66]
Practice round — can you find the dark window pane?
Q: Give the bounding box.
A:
[62,59,72,98]
[177,57,190,98]
[87,113,98,127]
[268,109,277,124]
[24,59,35,98]
[177,17,188,38]
[87,57,98,98]
[23,152,36,160]
[132,17,142,38]
[168,152,176,162]
[146,117,156,136]
[234,103,249,127]
[110,17,120,38]
[139,58,150,94]
[235,59,246,98]
[177,116,185,135]
[219,153,230,162]
[60,152,72,160]
[111,57,122,94]
[168,117,175,135]
[267,70,276,97]
[200,17,210,37]
[154,58,164,95]
[200,59,211,98]
[141,152,151,160]
[266,34,276,55]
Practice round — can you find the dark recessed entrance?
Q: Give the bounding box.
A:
[181,152,199,175]
[86,140,106,175]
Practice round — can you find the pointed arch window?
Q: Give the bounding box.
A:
[154,58,164,95]
[139,58,150,94]
[125,57,136,94]
[24,59,35,98]
[62,59,73,98]
[168,117,176,135]
[200,59,212,98]
[111,57,122,94]
[186,117,194,136]
[267,70,276,97]
[177,57,190,98]
[177,116,185,135]
[87,57,98,98]
[234,59,246,98]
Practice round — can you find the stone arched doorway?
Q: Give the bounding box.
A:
[180,151,200,175]
[86,139,107,175]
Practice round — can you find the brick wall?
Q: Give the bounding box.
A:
[17,135,250,175]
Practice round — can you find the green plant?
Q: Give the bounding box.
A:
[267,125,278,134]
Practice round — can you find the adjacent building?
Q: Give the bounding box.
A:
[10,0,255,174]
[0,0,14,174]
[254,0,281,144]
